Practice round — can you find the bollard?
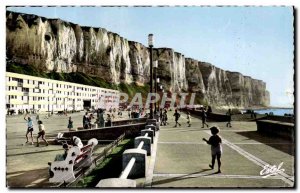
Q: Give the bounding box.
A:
[134,134,151,155]
[122,148,147,178]
[145,125,156,136]
[141,129,154,143]
[147,119,159,131]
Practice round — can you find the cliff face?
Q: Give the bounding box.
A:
[6,11,270,107]
[152,48,188,93]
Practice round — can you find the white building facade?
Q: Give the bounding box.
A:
[6,72,120,113]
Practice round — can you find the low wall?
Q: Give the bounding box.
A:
[63,123,147,141]
[256,120,294,141]
[112,118,147,126]
[187,109,229,122]
[262,115,294,123]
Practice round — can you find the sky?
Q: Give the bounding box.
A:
[6,6,294,107]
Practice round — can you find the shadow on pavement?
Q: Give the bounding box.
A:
[7,167,50,188]
[7,149,62,157]
[236,131,294,156]
[151,169,216,186]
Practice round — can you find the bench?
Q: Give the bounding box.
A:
[49,138,98,183]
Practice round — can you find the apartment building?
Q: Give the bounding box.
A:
[6,72,120,113]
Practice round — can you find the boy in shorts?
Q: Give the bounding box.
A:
[36,120,49,147]
[203,126,222,173]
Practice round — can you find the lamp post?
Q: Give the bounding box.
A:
[148,34,154,119]
[155,77,160,112]
[153,61,158,113]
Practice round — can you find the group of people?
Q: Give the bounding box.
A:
[24,114,49,147]
[82,112,95,129]
[169,107,210,128]
[127,108,144,119]
[23,106,225,174]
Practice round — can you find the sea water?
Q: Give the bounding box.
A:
[253,108,294,116]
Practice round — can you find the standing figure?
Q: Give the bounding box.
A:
[201,108,209,128]
[88,113,93,129]
[226,108,232,127]
[106,114,112,127]
[159,109,163,123]
[187,112,192,127]
[173,109,181,127]
[67,117,74,131]
[36,120,49,147]
[162,109,168,126]
[36,113,40,122]
[83,112,88,129]
[24,115,34,145]
[98,109,105,128]
[83,112,91,129]
[203,126,222,173]
[128,108,131,118]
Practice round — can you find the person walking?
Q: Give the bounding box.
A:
[201,108,209,128]
[67,117,74,131]
[226,108,232,127]
[162,109,168,126]
[203,126,222,173]
[173,109,181,127]
[36,120,49,147]
[187,112,192,127]
[24,115,34,145]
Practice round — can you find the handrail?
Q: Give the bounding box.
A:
[119,157,136,179]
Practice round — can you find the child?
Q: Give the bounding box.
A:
[36,120,49,147]
[203,126,222,173]
[187,112,191,127]
[68,117,74,131]
[24,115,34,145]
[173,109,181,127]
[201,108,209,128]
[226,108,232,127]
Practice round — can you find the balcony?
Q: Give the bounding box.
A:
[10,99,23,105]
[6,81,18,87]
[39,84,49,89]
[6,90,23,96]
[23,83,35,89]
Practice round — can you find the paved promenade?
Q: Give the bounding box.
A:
[149,111,294,188]
[6,112,113,187]
[6,111,295,188]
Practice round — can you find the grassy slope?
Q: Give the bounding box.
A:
[76,138,134,187]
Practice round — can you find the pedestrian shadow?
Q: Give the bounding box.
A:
[151,169,218,186]
[7,149,62,157]
[161,128,209,132]
[236,131,294,156]
[7,167,51,188]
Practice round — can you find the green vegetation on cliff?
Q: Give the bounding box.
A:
[6,63,149,100]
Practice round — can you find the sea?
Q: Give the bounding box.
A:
[252,108,294,116]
